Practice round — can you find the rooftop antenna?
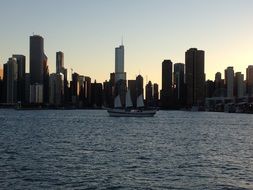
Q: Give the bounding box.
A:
[121,36,123,46]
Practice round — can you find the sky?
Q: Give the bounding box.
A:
[0,0,253,87]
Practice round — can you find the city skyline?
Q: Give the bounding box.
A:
[1,0,253,87]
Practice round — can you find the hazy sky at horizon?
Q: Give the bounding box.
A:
[0,0,253,86]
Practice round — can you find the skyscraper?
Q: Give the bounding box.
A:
[225,66,234,98]
[115,45,126,82]
[136,75,144,97]
[114,44,127,105]
[4,57,18,104]
[13,54,26,103]
[30,35,48,103]
[30,35,45,85]
[153,83,159,107]
[246,65,253,96]
[174,63,185,105]
[56,51,64,74]
[161,60,173,108]
[145,81,153,106]
[234,72,244,98]
[185,48,205,106]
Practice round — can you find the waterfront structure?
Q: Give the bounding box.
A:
[56,51,64,74]
[4,57,18,104]
[160,60,173,108]
[185,48,205,106]
[205,80,215,98]
[24,73,30,103]
[153,83,159,107]
[115,45,126,82]
[30,35,49,103]
[234,72,244,98]
[174,63,185,106]
[91,81,103,107]
[246,65,253,96]
[30,84,43,103]
[30,35,45,84]
[114,44,126,105]
[225,67,234,98]
[71,72,80,105]
[84,77,92,107]
[136,75,144,97]
[145,81,153,106]
[13,55,26,103]
[49,73,64,106]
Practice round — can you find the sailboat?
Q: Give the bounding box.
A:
[107,90,157,117]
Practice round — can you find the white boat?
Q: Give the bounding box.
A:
[107,90,157,117]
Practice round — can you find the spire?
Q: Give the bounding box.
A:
[121,36,123,46]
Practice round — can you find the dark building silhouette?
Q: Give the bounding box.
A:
[13,55,26,103]
[128,80,137,107]
[43,55,49,103]
[71,72,79,105]
[205,80,215,98]
[84,77,92,107]
[136,75,143,97]
[30,35,45,84]
[153,83,159,107]
[145,81,153,106]
[185,48,205,106]
[4,57,18,104]
[246,65,253,96]
[91,81,103,108]
[174,63,185,106]
[234,72,244,98]
[225,66,234,98]
[24,73,30,103]
[160,60,173,108]
[56,51,64,74]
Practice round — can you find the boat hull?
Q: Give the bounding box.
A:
[107,109,156,117]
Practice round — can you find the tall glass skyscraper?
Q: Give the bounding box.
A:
[115,45,126,82]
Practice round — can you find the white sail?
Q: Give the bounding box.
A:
[137,94,144,108]
[114,95,122,108]
[125,90,133,108]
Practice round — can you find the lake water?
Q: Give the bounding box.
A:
[0,109,253,189]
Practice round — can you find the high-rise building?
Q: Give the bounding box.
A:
[24,73,30,103]
[174,63,185,106]
[234,72,244,98]
[114,45,126,104]
[145,81,153,106]
[225,67,234,98]
[30,35,48,103]
[13,55,26,103]
[56,51,64,74]
[246,65,253,96]
[161,60,173,108]
[153,83,159,107]
[205,80,215,98]
[91,81,103,108]
[30,35,45,84]
[49,73,64,106]
[4,57,18,104]
[115,45,126,82]
[84,76,92,107]
[136,75,143,97]
[185,48,205,106]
